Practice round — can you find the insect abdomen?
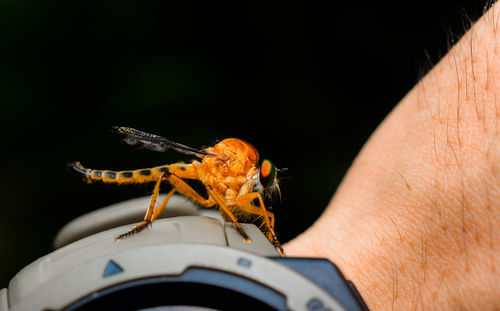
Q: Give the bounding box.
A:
[68,162,169,184]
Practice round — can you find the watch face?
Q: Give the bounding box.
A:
[65,269,283,311]
[139,307,219,311]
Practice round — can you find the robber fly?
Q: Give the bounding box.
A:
[68,126,284,255]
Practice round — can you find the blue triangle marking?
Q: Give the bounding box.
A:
[103,260,123,278]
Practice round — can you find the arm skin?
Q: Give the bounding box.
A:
[285,3,500,310]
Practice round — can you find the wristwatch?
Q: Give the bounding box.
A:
[0,195,369,311]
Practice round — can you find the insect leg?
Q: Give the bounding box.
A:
[235,193,284,255]
[115,172,166,241]
[161,170,216,208]
[115,168,206,241]
[235,192,272,230]
[237,204,284,256]
[151,188,176,221]
[206,187,251,243]
[237,204,275,232]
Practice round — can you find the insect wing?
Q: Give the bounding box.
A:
[112,126,215,156]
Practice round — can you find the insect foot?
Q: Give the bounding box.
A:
[115,220,151,242]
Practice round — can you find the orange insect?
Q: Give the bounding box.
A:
[68,126,284,255]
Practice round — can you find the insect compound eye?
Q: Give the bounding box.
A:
[259,159,276,188]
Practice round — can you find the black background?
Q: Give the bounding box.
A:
[0,1,488,288]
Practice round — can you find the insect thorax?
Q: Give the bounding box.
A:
[197,139,260,201]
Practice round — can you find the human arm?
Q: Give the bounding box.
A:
[285,3,500,310]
